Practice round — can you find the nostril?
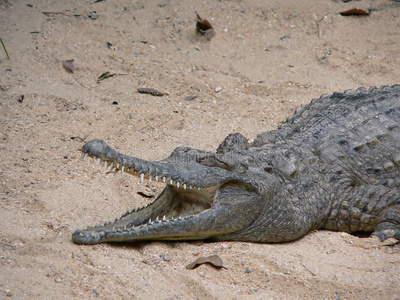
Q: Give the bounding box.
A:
[236,163,247,173]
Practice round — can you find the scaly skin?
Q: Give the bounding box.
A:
[72,85,400,245]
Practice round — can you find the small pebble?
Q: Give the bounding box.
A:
[184,95,198,101]
[214,86,222,93]
[5,289,11,297]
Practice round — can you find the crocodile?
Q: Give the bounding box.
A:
[72,85,400,245]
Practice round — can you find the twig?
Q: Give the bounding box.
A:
[317,15,329,39]
[0,38,10,60]
[300,263,317,276]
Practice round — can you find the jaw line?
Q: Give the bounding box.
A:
[80,140,238,226]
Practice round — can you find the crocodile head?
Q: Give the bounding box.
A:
[72,136,274,244]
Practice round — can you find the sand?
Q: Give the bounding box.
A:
[1,0,399,298]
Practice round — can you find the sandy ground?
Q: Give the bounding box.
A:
[1,0,400,299]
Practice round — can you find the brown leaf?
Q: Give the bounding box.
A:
[137,87,168,96]
[340,8,370,16]
[186,255,227,270]
[196,13,215,39]
[196,14,212,32]
[107,42,117,50]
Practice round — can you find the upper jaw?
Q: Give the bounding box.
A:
[81,139,250,190]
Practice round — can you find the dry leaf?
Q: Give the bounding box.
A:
[97,71,115,83]
[107,42,117,50]
[87,11,99,20]
[62,59,75,73]
[340,8,370,16]
[137,87,168,96]
[184,95,198,101]
[0,85,11,91]
[186,255,227,269]
[196,14,213,33]
[196,13,215,39]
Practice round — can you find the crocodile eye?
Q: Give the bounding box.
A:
[264,166,273,173]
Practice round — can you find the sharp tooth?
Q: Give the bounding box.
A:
[162,215,166,222]
[104,161,108,168]
[189,185,192,189]
[178,217,182,221]
[177,182,180,188]
[83,153,88,160]
[117,163,119,169]
[155,217,159,223]
[183,184,187,189]
[163,177,166,182]
[93,156,97,162]
[170,179,173,185]
[198,187,201,190]
[140,173,144,182]
[155,175,159,181]
[121,165,125,172]
[148,218,152,225]
[170,217,174,222]
[149,175,152,182]
[96,158,100,165]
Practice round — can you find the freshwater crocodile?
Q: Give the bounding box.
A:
[73,85,400,245]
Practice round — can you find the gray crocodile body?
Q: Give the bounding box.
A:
[73,85,400,245]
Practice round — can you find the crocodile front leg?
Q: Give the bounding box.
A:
[373,204,400,242]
